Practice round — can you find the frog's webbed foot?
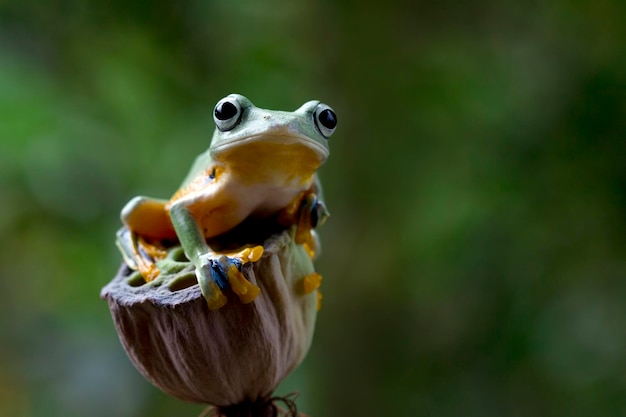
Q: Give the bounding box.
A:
[116,228,167,283]
[195,246,264,310]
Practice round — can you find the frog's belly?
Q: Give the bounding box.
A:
[196,180,309,238]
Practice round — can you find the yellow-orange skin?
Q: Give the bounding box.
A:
[124,140,322,242]
[118,94,332,310]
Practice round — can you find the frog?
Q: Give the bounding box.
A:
[115,93,336,310]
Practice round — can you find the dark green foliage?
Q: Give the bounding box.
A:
[1,1,625,416]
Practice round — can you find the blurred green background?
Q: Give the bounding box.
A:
[1,0,626,416]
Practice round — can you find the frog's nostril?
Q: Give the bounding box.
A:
[263,114,271,120]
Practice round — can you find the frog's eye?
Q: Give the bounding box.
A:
[314,104,337,138]
[214,97,243,131]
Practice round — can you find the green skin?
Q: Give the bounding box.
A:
[116,94,335,308]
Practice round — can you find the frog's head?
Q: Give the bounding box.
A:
[208,94,336,167]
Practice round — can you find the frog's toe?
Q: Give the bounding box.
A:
[223,245,264,264]
[302,272,323,310]
[302,272,323,294]
[205,279,228,310]
[196,260,228,310]
[238,245,264,263]
[216,255,261,304]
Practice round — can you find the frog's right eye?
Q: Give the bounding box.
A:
[314,104,337,138]
[214,97,243,131]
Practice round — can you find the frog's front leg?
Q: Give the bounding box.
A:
[168,202,262,310]
[296,193,329,254]
[280,190,329,259]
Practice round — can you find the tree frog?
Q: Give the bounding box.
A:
[116,94,336,310]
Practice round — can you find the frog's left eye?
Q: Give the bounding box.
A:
[314,104,337,138]
[214,97,243,131]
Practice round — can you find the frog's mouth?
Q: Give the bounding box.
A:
[212,133,329,160]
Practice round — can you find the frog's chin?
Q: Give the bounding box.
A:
[211,133,329,160]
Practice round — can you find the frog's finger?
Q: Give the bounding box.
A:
[221,245,264,264]
[196,264,227,310]
[216,255,260,304]
[239,246,264,263]
[227,265,261,304]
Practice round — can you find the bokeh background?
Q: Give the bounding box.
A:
[1,1,626,416]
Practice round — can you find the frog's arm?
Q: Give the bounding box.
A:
[306,174,329,259]
[289,174,329,258]
[168,200,261,310]
[312,173,329,227]
[169,202,226,309]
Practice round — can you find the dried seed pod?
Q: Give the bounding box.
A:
[101,229,320,409]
